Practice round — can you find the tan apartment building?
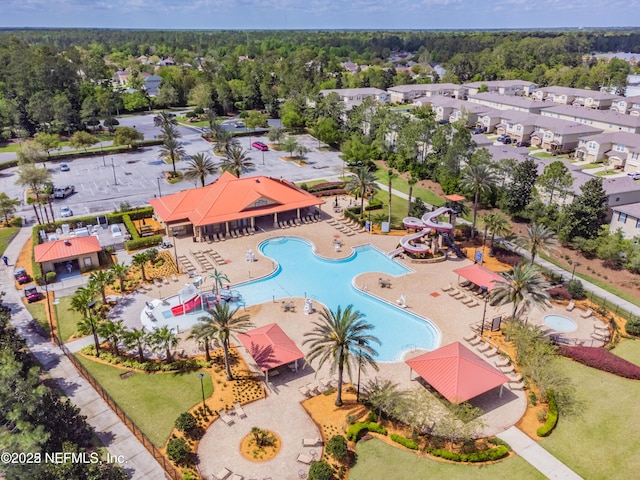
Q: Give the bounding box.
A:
[541,105,640,134]
[575,131,640,167]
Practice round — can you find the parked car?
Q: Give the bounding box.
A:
[252,141,268,151]
[60,206,73,218]
[516,141,530,147]
[60,163,70,172]
[627,172,640,180]
[14,267,31,284]
[472,127,486,134]
[24,286,41,303]
[111,224,123,238]
[53,185,75,199]
[235,121,245,128]
[497,136,513,144]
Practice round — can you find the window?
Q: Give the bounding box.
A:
[615,144,626,152]
[588,141,597,150]
[636,218,640,229]
[619,212,628,223]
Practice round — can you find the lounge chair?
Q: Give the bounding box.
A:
[500,364,515,374]
[220,413,235,426]
[441,283,454,292]
[466,300,479,308]
[580,308,593,319]
[509,373,523,383]
[299,385,310,397]
[297,453,314,464]
[452,290,465,299]
[594,323,609,332]
[460,296,474,305]
[468,336,482,346]
[494,356,511,367]
[509,381,525,390]
[463,332,476,342]
[476,342,491,353]
[483,347,498,358]
[230,475,244,480]
[214,467,232,480]
[318,377,332,388]
[303,437,322,447]
[566,301,575,312]
[234,402,247,419]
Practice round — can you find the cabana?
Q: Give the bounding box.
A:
[405,342,509,403]
[452,264,505,291]
[237,323,305,382]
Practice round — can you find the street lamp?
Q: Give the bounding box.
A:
[111,158,117,185]
[480,286,489,337]
[41,265,54,342]
[52,298,60,344]
[571,261,580,282]
[156,177,162,198]
[173,231,180,273]
[198,373,205,407]
[356,339,365,402]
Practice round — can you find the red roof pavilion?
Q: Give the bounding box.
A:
[34,236,102,263]
[452,264,505,292]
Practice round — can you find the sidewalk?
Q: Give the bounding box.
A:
[498,427,583,479]
[1,226,166,480]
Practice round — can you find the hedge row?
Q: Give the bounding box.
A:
[537,390,558,437]
[34,207,154,235]
[426,445,509,463]
[123,214,139,240]
[307,181,346,193]
[81,345,212,372]
[559,345,640,379]
[125,235,162,251]
[313,188,347,197]
[390,433,418,450]
[346,422,387,442]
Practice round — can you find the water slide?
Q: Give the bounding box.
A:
[394,207,455,256]
[171,295,202,316]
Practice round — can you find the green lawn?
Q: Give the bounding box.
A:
[0,142,22,153]
[350,438,545,480]
[176,117,209,127]
[55,296,87,342]
[373,169,446,208]
[581,163,604,169]
[76,355,213,446]
[532,152,568,159]
[25,302,50,335]
[612,340,640,365]
[0,226,19,255]
[540,358,640,479]
[595,169,617,177]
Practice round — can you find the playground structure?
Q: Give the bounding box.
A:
[389,207,464,259]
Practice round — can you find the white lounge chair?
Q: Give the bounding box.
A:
[299,385,310,397]
[214,467,231,480]
[220,413,234,426]
[580,308,593,318]
[566,301,575,312]
[297,453,314,464]
[234,402,247,419]
[441,283,453,292]
[303,437,321,447]
[463,332,476,342]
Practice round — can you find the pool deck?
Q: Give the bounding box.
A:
[109,204,607,479]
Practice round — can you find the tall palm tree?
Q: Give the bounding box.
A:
[346,167,379,220]
[69,286,98,320]
[88,270,115,306]
[150,326,179,363]
[198,303,254,380]
[160,123,181,141]
[214,129,238,154]
[124,327,149,363]
[159,137,186,174]
[518,222,557,265]
[483,212,511,250]
[209,268,229,298]
[154,111,178,128]
[303,305,380,407]
[187,322,214,362]
[221,144,255,178]
[184,152,217,187]
[132,252,150,282]
[109,263,130,294]
[460,162,498,240]
[407,175,418,217]
[98,319,126,356]
[363,378,406,419]
[386,169,397,224]
[206,109,218,131]
[78,314,102,358]
[489,263,551,319]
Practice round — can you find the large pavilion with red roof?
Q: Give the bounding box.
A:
[452,264,506,292]
[148,172,324,241]
[34,236,102,275]
[237,323,305,381]
[405,342,509,404]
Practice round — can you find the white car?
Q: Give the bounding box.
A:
[60,206,73,218]
[110,224,123,238]
[627,172,640,181]
[60,163,70,172]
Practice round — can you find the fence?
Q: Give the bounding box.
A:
[57,338,183,480]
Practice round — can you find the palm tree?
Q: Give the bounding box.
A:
[489,263,551,319]
[483,212,511,251]
[198,303,254,380]
[187,322,214,362]
[207,121,224,143]
[214,129,238,154]
[518,222,557,265]
[132,252,150,282]
[109,263,130,294]
[69,286,98,320]
[124,327,149,363]
[209,268,229,298]
[346,167,379,220]
[407,175,418,217]
[159,137,186,174]
[154,111,178,128]
[88,270,115,306]
[206,109,218,130]
[150,326,179,363]
[160,123,181,141]
[362,378,406,419]
[386,169,397,224]
[460,162,498,240]
[221,144,255,178]
[78,314,102,358]
[98,319,127,356]
[303,305,380,407]
[184,152,217,187]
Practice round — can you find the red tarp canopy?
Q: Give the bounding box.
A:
[238,323,304,373]
[406,342,509,403]
[445,194,466,202]
[452,264,505,292]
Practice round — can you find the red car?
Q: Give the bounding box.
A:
[251,141,268,151]
[14,267,31,285]
[24,286,42,303]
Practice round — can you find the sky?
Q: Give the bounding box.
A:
[0,0,639,30]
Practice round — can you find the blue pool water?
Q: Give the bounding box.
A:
[543,314,577,333]
[234,237,440,362]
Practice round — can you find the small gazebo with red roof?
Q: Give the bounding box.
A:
[237,323,305,382]
[405,342,509,404]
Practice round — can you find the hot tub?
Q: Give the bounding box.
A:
[543,314,577,333]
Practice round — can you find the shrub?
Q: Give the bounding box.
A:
[345,414,357,425]
[566,279,585,299]
[166,437,191,463]
[546,285,571,300]
[626,317,640,336]
[390,433,418,450]
[122,214,139,240]
[326,435,348,462]
[175,412,197,433]
[307,181,346,193]
[45,271,57,284]
[559,346,640,379]
[125,235,162,251]
[346,422,387,441]
[536,391,558,437]
[366,411,377,423]
[426,445,509,462]
[308,460,334,480]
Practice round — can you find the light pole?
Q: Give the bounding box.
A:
[571,261,580,282]
[480,286,489,337]
[262,149,265,166]
[42,265,54,342]
[356,339,365,402]
[198,372,205,408]
[157,177,162,198]
[111,158,117,185]
[173,231,180,273]
[52,298,60,344]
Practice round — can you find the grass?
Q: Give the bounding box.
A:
[350,438,545,480]
[0,226,19,255]
[540,358,640,479]
[297,179,329,188]
[532,152,568,159]
[55,296,85,342]
[612,339,640,365]
[595,169,617,177]
[0,142,22,153]
[76,355,213,446]
[581,163,604,169]
[25,302,50,335]
[176,116,209,127]
[373,169,446,208]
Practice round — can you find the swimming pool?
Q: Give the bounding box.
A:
[543,314,577,333]
[234,237,441,362]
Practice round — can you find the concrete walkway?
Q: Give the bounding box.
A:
[498,427,583,479]
[0,226,166,480]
